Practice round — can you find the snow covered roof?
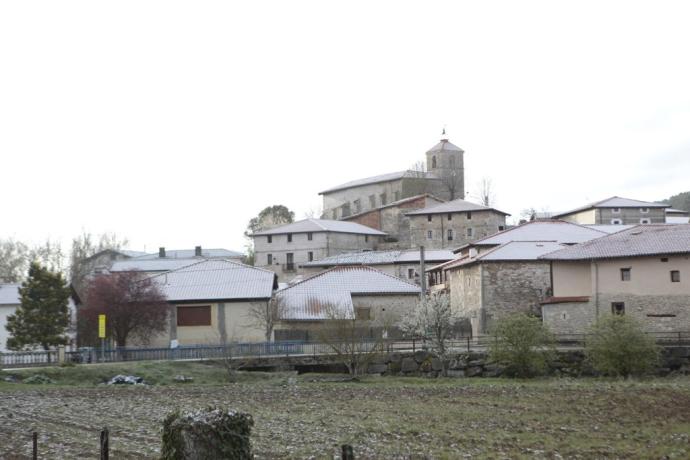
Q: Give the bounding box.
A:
[0,284,21,305]
[319,170,438,195]
[251,218,386,236]
[553,196,669,218]
[135,248,244,260]
[455,221,607,252]
[444,241,565,270]
[406,198,510,216]
[149,260,277,302]
[540,224,690,261]
[303,249,454,267]
[583,224,636,234]
[426,138,463,153]
[275,266,420,320]
[110,258,201,273]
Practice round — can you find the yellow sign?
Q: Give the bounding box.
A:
[98,314,106,339]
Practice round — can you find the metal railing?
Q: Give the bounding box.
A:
[2,331,690,369]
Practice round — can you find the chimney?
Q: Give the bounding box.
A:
[195,246,202,257]
[159,247,166,258]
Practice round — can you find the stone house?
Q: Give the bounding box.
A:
[342,193,445,249]
[405,198,510,250]
[319,134,465,221]
[273,266,420,341]
[442,241,565,337]
[552,196,669,225]
[539,224,690,334]
[0,283,77,352]
[301,248,454,285]
[146,259,278,347]
[251,218,386,282]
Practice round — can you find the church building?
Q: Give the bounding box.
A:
[319,132,465,221]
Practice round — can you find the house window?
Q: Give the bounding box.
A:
[640,218,650,224]
[640,207,649,213]
[287,233,293,243]
[307,232,313,241]
[498,225,505,231]
[355,307,371,320]
[354,199,361,214]
[661,258,669,262]
[286,253,294,271]
[427,230,433,240]
[620,268,631,281]
[369,195,376,208]
[611,302,625,315]
[342,203,351,217]
[380,193,387,206]
[267,254,273,265]
[308,251,314,262]
[427,215,432,222]
[671,270,680,282]
[611,219,622,225]
[177,306,212,326]
[407,268,415,279]
[394,191,400,201]
[267,235,272,244]
[449,156,455,167]
[612,208,620,213]
[447,213,452,221]
[447,229,454,241]
[466,212,472,220]
[365,235,369,243]
[432,156,437,168]
[332,209,338,219]
[467,228,474,237]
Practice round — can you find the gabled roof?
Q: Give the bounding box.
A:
[342,194,446,220]
[454,220,607,253]
[135,248,243,260]
[149,260,277,302]
[110,258,201,273]
[583,224,636,234]
[540,224,690,261]
[405,198,510,216]
[426,138,463,153]
[302,249,455,267]
[444,241,565,270]
[82,248,147,262]
[251,218,386,236]
[275,266,420,320]
[319,170,438,195]
[0,284,21,305]
[553,196,669,218]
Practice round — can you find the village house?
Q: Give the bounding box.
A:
[108,246,244,275]
[273,266,420,341]
[427,220,617,337]
[405,198,510,250]
[301,248,454,284]
[342,193,445,249]
[319,134,465,221]
[552,196,669,225]
[539,224,690,334]
[251,218,386,282]
[146,259,278,347]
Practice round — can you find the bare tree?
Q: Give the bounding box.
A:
[0,239,65,283]
[401,292,458,376]
[409,161,427,178]
[316,301,393,378]
[473,177,496,207]
[69,232,129,295]
[246,298,287,342]
[436,169,463,200]
[303,203,324,219]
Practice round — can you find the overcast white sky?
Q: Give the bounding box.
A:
[2,1,689,254]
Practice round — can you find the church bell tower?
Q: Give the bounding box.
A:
[426,129,465,200]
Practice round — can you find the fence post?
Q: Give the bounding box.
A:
[58,345,65,364]
[412,338,416,353]
[341,444,354,460]
[100,427,109,460]
[32,431,37,460]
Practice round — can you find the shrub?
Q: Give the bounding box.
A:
[488,313,555,378]
[585,315,660,377]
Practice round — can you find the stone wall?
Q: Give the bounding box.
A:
[408,210,506,250]
[598,207,666,224]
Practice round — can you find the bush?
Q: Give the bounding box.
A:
[488,313,555,378]
[161,407,253,459]
[585,315,660,377]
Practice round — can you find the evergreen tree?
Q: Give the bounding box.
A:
[6,262,71,351]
